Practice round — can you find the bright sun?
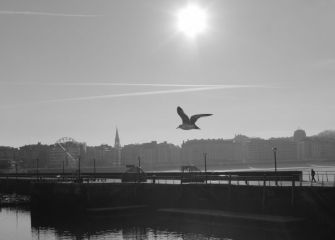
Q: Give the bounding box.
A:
[177,3,208,39]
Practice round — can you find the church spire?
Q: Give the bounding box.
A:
[114,127,121,166]
[114,128,121,148]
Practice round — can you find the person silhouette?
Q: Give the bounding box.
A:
[311,169,316,182]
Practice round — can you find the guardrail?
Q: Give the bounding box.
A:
[0,171,306,185]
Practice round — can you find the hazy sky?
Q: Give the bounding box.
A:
[0,0,334,147]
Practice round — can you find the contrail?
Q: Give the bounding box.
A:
[0,85,255,109]
[0,10,101,17]
[45,85,250,103]
[0,81,265,88]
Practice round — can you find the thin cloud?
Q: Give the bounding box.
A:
[0,10,102,17]
[0,85,258,109]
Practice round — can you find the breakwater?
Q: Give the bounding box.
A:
[1,178,335,227]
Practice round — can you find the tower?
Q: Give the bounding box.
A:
[293,129,306,142]
[114,128,121,165]
[115,128,121,148]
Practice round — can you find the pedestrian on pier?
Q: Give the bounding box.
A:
[311,169,316,182]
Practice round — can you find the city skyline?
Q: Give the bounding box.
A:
[2,128,335,172]
[1,127,334,149]
[1,0,334,147]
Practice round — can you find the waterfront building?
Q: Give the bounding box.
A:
[293,129,307,142]
[233,134,249,163]
[84,129,122,168]
[181,139,244,168]
[18,142,49,169]
[246,137,297,163]
[0,146,17,170]
[121,143,141,167]
[268,138,297,162]
[121,141,181,170]
[245,138,272,163]
[293,129,335,161]
[85,144,115,168]
[298,137,335,161]
[156,141,181,169]
[180,136,298,166]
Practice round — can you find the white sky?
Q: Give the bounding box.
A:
[0,0,334,147]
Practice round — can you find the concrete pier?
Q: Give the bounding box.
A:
[1,178,335,228]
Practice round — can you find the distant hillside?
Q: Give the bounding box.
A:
[316,130,335,139]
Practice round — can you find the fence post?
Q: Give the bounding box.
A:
[291,179,295,206]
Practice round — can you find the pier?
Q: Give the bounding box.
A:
[1,170,335,228]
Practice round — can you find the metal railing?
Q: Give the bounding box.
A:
[0,170,322,186]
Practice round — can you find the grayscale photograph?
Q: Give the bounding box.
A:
[1,1,335,239]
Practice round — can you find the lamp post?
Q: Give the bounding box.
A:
[272,147,277,172]
[203,153,207,184]
[272,147,278,186]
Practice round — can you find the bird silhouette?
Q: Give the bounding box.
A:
[176,106,212,130]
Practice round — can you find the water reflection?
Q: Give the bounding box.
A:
[0,207,332,240]
[30,211,304,240]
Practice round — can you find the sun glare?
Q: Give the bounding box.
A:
[177,3,208,39]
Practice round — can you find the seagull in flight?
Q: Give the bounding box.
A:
[177,106,213,130]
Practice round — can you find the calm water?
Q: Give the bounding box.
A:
[0,206,332,240]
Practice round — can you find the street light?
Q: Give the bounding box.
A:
[203,153,207,184]
[272,147,277,172]
[272,147,278,186]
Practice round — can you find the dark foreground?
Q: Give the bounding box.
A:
[2,174,335,239]
[1,206,335,240]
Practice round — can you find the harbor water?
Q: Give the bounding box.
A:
[0,206,333,240]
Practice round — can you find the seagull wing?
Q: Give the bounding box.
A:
[190,114,213,124]
[177,106,190,124]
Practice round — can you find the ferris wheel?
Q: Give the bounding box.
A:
[55,137,81,167]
